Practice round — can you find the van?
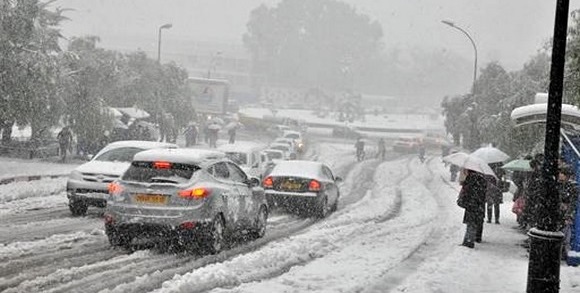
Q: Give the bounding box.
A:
[217,142,271,178]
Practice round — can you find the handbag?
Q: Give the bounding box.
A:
[456,188,467,208]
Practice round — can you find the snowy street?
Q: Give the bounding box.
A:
[2,137,578,293]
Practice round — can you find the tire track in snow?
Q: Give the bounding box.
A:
[363,155,460,292]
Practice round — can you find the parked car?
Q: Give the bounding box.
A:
[331,125,362,139]
[262,160,341,217]
[217,142,270,178]
[392,136,423,153]
[66,140,178,216]
[104,148,268,254]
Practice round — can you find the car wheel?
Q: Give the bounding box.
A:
[251,206,268,239]
[106,228,131,249]
[316,195,330,218]
[204,215,225,254]
[69,200,88,216]
[331,193,339,212]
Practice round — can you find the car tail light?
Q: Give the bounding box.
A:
[308,179,321,191]
[104,214,115,225]
[179,187,211,200]
[154,161,172,169]
[179,221,196,230]
[263,176,273,189]
[108,182,123,195]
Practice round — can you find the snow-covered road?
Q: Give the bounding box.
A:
[0,139,466,293]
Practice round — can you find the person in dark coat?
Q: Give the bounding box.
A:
[57,126,73,162]
[458,169,487,248]
[558,165,578,258]
[485,174,503,224]
[523,154,545,229]
[184,123,198,147]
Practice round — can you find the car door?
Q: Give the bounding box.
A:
[321,165,339,204]
[210,161,244,227]
[226,162,252,226]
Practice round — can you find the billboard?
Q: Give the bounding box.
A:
[187,77,230,114]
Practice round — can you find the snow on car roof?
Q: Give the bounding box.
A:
[269,160,324,179]
[133,148,224,165]
[269,143,291,150]
[216,141,266,152]
[96,140,178,156]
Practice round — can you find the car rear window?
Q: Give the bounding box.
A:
[122,161,201,184]
[94,147,144,162]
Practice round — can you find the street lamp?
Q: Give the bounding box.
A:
[441,20,478,92]
[157,23,172,63]
[207,51,222,78]
[442,20,479,150]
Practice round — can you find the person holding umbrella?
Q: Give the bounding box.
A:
[444,152,494,247]
[457,169,488,248]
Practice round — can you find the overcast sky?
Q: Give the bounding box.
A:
[56,0,580,71]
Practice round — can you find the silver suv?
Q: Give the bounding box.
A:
[104,148,268,254]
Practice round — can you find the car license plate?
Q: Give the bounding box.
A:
[282,180,301,191]
[134,194,168,205]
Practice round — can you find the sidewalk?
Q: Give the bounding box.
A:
[395,168,580,293]
[0,156,79,179]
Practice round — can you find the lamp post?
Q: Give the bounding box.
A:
[207,51,223,78]
[441,20,478,91]
[157,23,172,63]
[526,0,569,292]
[442,20,479,150]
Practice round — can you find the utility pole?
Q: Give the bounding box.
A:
[526,0,569,292]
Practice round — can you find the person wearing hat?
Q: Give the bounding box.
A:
[558,164,578,260]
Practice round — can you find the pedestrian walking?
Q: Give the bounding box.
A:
[184,123,198,147]
[485,175,503,224]
[456,169,487,248]
[558,165,578,260]
[355,138,365,161]
[228,127,236,144]
[57,126,73,162]
[377,138,386,160]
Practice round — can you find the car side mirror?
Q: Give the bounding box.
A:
[247,177,261,187]
[335,176,343,182]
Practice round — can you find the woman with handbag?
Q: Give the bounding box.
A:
[457,169,487,248]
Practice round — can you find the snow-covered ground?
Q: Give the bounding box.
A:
[0,139,579,292]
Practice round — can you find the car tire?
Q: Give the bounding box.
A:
[106,228,132,249]
[203,215,226,254]
[331,193,339,212]
[69,200,88,216]
[250,205,268,239]
[315,195,330,218]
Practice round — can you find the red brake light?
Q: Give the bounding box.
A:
[108,182,123,195]
[179,187,211,199]
[263,176,273,188]
[154,161,172,169]
[308,179,321,191]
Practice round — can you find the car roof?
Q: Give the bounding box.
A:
[133,148,225,165]
[216,141,265,153]
[263,148,284,154]
[95,140,178,157]
[269,160,325,179]
[282,130,301,136]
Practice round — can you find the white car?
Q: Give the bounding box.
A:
[217,141,271,178]
[272,137,298,154]
[282,130,305,153]
[66,140,178,215]
[269,142,296,160]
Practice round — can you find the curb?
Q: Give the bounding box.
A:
[0,173,69,185]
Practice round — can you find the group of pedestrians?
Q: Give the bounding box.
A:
[354,137,388,161]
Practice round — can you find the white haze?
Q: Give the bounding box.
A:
[55,0,580,102]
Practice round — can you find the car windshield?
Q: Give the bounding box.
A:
[94,147,144,162]
[270,145,289,152]
[122,161,200,183]
[265,151,283,160]
[284,133,299,139]
[225,152,248,165]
